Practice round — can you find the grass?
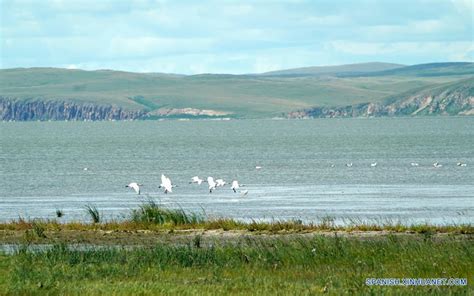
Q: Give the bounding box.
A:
[0,203,472,294]
[0,201,472,235]
[1,65,472,118]
[31,220,47,239]
[130,199,204,225]
[84,204,101,224]
[0,234,472,294]
[55,209,64,218]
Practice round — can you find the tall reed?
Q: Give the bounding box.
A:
[84,204,100,223]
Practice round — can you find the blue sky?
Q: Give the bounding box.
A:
[1,0,473,74]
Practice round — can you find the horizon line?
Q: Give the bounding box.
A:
[1,61,473,76]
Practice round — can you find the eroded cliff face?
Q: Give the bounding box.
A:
[287,87,474,118]
[0,97,145,121]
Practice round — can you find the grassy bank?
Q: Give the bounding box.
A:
[1,201,472,237]
[1,234,472,295]
[0,201,472,247]
[1,203,472,294]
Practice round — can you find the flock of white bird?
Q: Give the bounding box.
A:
[342,161,467,168]
[124,161,467,196]
[126,174,247,196]
[338,162,467,168]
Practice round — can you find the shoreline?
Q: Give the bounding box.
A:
[1,224,472,246]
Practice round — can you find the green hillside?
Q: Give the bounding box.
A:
[364,62,474,77]
[1,62,473,119]
[261,62,405,77]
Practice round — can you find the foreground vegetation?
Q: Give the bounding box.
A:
[0,202,472,294]
[0,200,472,248]
[1,201,472,237]
[1,234,472,295]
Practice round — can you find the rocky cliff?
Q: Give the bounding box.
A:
[0,97,144,121]
[287,78,474,118]
[0,97,233,121]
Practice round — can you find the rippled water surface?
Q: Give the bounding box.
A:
[1,117,473,224]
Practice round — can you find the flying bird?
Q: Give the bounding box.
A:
[346,163,353,167]
[457,162,467,167]
[125,182,142,195]
[411,162,419,167]
[207,177,217,193]
[231,180,242,193]
[370,162,377,167]
[433,162,442,168]
[159,174,174,194]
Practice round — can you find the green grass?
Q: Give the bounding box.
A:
[31,220,47,239]
[130,199,204,225]
[262,62,405,76]
[55,209,64,218]
[0,203,472,294]
[0,202,472,235]
[1,64,472,118]
[84,204,101,224]
[1,235,472,295]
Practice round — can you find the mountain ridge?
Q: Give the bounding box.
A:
[287,77,474,118]
[260,62,406,77]
[1,62,473,120]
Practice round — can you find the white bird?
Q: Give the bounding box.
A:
[207,177,217,193]
[125,182,142,195]
[330,164,335,168]
[255,166,262,170]
[411,162,419,167]
[240,190,249,197]
[433,162,442,168]
[159,174,174,194]
[346,163,353,167]
[231,180,242,193]
[216,179,227,187]
[370,162,377,167]
[190,176,203,185]
[457,162,467,167]
[83,167,88,171]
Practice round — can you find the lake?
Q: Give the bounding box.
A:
[0,117,473,225]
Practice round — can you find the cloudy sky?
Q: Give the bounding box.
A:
[1,0,472,74]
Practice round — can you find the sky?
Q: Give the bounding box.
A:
[0,0,473,74]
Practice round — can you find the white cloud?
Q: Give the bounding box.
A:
[107,37,215,57]
[328,41,473,61]
[65,64,79,69]
[254,57,281,73]
[300,15,345,26]
[411,20,443,34]
[451,0,474,14]
[1,0,473,73]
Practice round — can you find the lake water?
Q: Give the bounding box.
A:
[0,117,473,225]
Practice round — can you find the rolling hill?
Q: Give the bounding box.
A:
[260,62,405,77]
[288,77,474,118]
[360,62,474,77]
[0,62,473,120]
